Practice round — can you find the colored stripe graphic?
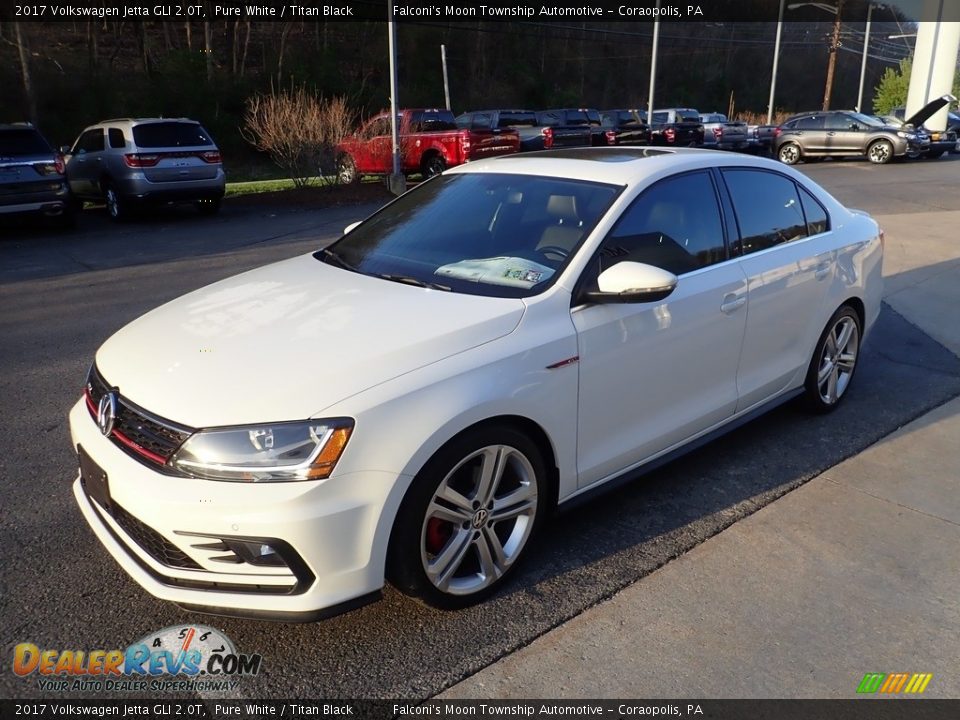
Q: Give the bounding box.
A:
[858,672,932,694]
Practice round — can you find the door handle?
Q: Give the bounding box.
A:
[720,294,746,314]
[814,261,832,281]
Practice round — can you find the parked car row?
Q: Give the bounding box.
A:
[1,117,225,228]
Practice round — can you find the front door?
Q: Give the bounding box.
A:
[573,170,748,488]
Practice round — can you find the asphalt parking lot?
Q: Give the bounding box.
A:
[2,155,959,701]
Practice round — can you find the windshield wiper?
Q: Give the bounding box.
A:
[376,273,452,292]
[318,247,359,272]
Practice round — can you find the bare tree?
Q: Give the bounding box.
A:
[242,86,354,187]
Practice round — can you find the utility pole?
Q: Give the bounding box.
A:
[767,0,785,125]
[822,0,845,110]
[387,4,405,195]
[647,1,660,127]
[441,45,451,111]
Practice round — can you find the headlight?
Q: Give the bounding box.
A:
[897,131,916,140]
[170,419,353,482]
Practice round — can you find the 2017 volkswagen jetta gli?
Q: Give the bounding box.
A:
[70,148,883,621]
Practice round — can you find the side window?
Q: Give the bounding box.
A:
[471,113,493,130]
[108,128,125,149]
[796,116,825,130]
[824,113,854,130]
[798,185,829,236]
[590,171,726,279]
[455,114,472,130]
[722,169,808,254]
[75,129,104,153]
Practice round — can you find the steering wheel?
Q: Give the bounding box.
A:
[536,245,570,261]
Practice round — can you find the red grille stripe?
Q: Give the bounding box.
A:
[112,430,168,466]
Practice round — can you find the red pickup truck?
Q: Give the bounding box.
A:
[335,109,520,183]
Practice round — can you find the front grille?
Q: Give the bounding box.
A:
[110,502,202,570]
[86,365,192,467]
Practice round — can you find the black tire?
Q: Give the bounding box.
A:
[777,142,802,165]
[803,305,862,414]
[421,153,446,179]
[336,154,358,185]
[195,197,221,215]
[867,139,894,165]
[923,150,944,160]
[103,182,128,222]
[387,425,547,609]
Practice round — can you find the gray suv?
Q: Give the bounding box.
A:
[64,118,225,220]
[0,123,75,227]
[774,110,920,165]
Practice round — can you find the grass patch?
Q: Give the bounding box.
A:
[225,178,320,197]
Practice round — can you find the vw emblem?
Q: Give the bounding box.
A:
[97,392,118,437]
[471,508,489,529]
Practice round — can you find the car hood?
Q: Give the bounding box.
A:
[95,254,525,428]
[905,94,956,127]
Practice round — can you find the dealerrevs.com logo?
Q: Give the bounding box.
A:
[13,625,262,693]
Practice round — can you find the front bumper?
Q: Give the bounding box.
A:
[69,399,397,620]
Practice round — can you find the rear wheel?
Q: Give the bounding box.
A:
[867,139,894,164]
[777,142,802,165]
[803,305,862,413]
[103,183,128,222]
[421,153,446,179]
[336,154,358,185]
[388,425,546,609]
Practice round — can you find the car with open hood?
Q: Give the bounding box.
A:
[887,94,958,159]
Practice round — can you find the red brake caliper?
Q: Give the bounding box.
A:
[425,518,453,555]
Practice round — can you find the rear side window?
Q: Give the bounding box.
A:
[796,116,825,130]
[592,170,726,277]
[470,113,493,130]
[455,114,472,129]
[0,129,51,155]
[133,122,213,148]
[798,185,829,235]
[108,128,125,148]
[722,169,807,254]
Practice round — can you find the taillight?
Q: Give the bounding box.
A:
[459,135,471,155]
[541,127,554,149]
[605,130,617,146]
[55,154,65,174]
[664,127,676,143]
[713,127,723,139]
[123,153,160,168]
[773,127,782,139]
[200,150,221,163]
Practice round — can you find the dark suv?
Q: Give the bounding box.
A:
[774,110,920,165]
[0,123,74,227]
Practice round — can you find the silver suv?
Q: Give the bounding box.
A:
[64,118,225,220]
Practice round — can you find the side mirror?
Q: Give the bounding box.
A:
[343,221,361,235]
[583,262,678,304]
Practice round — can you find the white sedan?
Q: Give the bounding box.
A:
[70,148,883,620]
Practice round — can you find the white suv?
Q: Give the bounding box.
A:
[64,118,225,220]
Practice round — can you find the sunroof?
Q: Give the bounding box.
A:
[526,148,673,162]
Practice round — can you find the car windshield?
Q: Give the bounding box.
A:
[0,129,52,156]
[317,173,621,299]
[848,112,885,128]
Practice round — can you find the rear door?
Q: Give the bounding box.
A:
[721,168,835,411]
[130,122,220,184]
[824,113,863,154]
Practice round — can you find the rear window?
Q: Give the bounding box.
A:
[133,122,213,148]
[498,112,537,128]
[0,129,52,156]
[678,110,700,122]
[411,111,458,132]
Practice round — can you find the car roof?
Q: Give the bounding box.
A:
[445,147,785,186]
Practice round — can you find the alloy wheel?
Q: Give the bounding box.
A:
[420,444,538,596]
[816,315,860,405]
[868,140,892,164]
[778,144,800,164]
